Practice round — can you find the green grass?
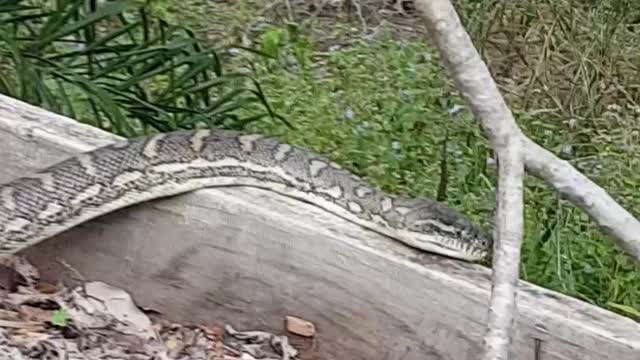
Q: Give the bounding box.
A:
[157,0,640,319]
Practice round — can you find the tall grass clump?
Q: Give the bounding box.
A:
[0,0,287,137]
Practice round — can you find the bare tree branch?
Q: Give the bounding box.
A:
[411,2,640,263]
[523,139,640,260]
[484,141,525,360]
[412,1,526,359]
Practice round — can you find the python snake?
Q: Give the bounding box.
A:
[0,129,491,261]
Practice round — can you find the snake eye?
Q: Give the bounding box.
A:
[478,236,492,249]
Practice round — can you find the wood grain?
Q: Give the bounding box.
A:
[1,94,639,360]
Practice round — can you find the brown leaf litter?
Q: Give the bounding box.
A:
[0,256,316,360]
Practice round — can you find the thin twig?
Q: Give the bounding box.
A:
[284,0,294,22]
[348,0,368,34]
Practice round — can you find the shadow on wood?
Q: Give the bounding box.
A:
[1,94,639,360]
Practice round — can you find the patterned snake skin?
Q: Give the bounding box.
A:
[0,129,492,261]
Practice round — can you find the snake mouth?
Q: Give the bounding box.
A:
[428,242,485,261]
[383,226,487,261]
[394,231,486,261]
[427,235,491,262]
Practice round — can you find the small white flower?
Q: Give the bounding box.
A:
[344,108,354,120]
[606,104,622,112]
[448,104,465,116]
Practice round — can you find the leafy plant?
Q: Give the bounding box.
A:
[50,308,69,328]
[0,0,289,137]
[258,22,312,71]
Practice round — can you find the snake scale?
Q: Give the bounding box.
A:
[0,129,492,261]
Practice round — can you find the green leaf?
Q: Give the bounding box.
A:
[607,302,640,318]
[260,28,284,58]
[50,309,69,327]
[34,0,133,51]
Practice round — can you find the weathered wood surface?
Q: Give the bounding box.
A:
[0,94,638,360]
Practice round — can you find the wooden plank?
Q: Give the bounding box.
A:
[0,94,638,360]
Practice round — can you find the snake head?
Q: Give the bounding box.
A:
[399,198,493,262]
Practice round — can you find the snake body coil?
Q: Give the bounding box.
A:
[0,129,491,260]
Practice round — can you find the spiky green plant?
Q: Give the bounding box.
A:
[0,0,288,137]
